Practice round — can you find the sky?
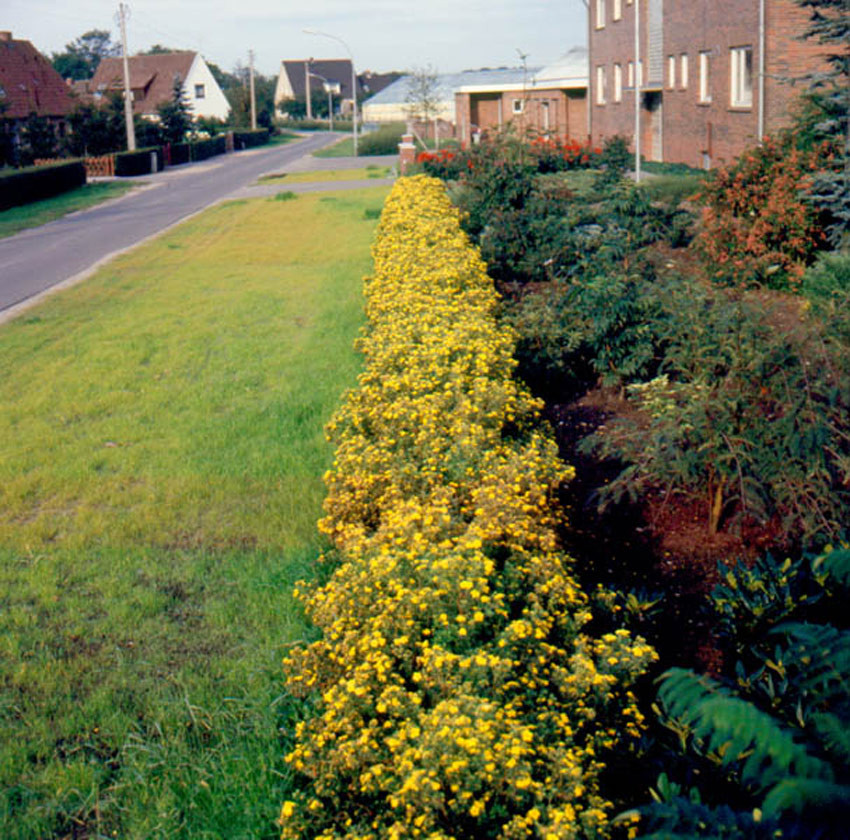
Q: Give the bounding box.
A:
[4,0,588,79]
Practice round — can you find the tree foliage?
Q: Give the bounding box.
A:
[51,29,119,81]
[641,546,850,839]
[157,75,193,144]
[404,64,442,124]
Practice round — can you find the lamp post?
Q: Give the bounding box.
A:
[309,71,340,131]
[303,28,358,155]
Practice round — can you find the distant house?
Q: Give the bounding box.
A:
[0,31,74,149]
[91,52,230,122]
[275,59,361,118]
[588,0,831,168]
[455,47,588,145]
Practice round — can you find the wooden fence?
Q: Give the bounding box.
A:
[33,155,116,178]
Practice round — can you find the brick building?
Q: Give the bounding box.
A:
[455,47,588,146]
[588,0,830,168]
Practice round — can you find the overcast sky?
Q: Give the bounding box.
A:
[5,0,588,78]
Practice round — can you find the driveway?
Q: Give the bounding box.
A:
[0,134,396,323]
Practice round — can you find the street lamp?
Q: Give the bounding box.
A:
[309,71,341,131]
[303,28,358,156]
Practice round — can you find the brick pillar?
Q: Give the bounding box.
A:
[398,123,416,175]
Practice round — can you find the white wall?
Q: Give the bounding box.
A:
[186,55,231,121]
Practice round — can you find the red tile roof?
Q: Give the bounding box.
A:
[0,32,74,119]
[91,52,196,116]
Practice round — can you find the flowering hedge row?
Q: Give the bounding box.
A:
[280,175,657,840]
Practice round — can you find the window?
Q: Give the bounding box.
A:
[613,0,622,20]
[730,46,753,107]
[699,51,711,103]
[637,59,643,88]
[614,63,623,102]
[596,65,607,104]
[512,98,524,114]
[194,84,205,99]
[667,55,675,89]
[627,61,634,88]
[596,0,605,28]
[680,53,689,89]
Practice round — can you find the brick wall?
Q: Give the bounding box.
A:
[456,88,587,146]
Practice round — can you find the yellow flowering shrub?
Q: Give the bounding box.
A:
[281,175,657,839]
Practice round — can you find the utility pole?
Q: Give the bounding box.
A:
[249,49,257,130]
[305,59,312,120]
[117,2,136,150]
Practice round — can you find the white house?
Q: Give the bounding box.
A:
[91,51,230,122]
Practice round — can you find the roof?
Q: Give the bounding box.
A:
[91,52,196,115]
[366,67,542,108]
[280,59,361,100]
[456,47,588,93]
[0,32,74,119]
[359,71,403,97]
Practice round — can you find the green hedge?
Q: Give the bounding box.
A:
[0,160,86,211]
[232,129,270,149]
[169,143,191,166]
[114,146,164,177]
[190,135,227,162]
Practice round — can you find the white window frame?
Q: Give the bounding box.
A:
[596,65,607,104]
[680,53,689,89]
[730,45,753,107]
[512,98,525,114]
[613,0,622,20]
[194,83,205,99]
[596,0,606,28]
[627,60,634,88]
[667,55,675,89]
[637,59,643,88]
[699,50,711,103]
[614,62,623,102]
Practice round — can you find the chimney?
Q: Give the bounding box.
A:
[0,32,12,42]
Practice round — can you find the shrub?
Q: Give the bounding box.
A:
[190,135,227,161]
[417,148,467,180]
[0,160,86,211]
[696,136,826,291]
[357,124,405,156]
[639,545,850,840]
[232,128,270,149]
[529,137,602,173]
[280,176,657,839]
[582,278,850,544]
[114,146,164,177]
[803,251,850,344]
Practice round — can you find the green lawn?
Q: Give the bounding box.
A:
[256,165,392,185]
[0,181,135,239]
[0,185,390,838]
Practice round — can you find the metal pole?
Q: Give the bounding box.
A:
[249,49,257,130]
[118,2,136,151]
[634,0,641,182]
[305,60,312,120]
[303,29,357,155]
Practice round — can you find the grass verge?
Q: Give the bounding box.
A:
[0,182,135,240]
[257,165,392,185]
[0,184,390,838]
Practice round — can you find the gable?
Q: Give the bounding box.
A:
[91,52,196,115]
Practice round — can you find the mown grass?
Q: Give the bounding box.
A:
[0,185,390,838]
[256,165,392,185]
[0,181,135,240]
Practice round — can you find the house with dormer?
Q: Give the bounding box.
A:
[91,51,230,122]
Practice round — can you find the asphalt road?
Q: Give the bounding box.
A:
[0,132,372,320]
